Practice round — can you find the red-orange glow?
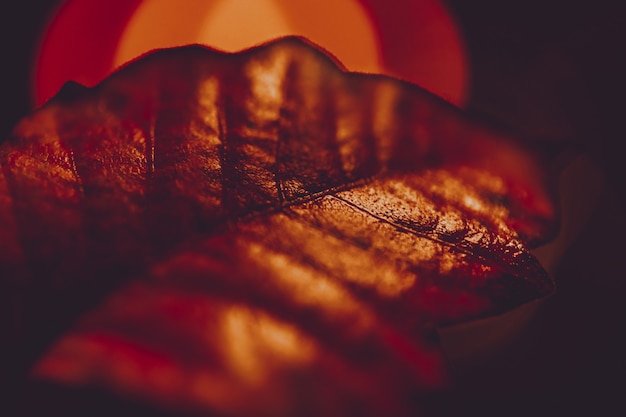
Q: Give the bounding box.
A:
[34,0,468,107]
[34,0,142,106]
[365,0,468,104]
[115,0,381,75]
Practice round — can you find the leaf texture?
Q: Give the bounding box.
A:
[0,37,555,416]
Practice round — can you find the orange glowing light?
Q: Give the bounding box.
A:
[115,0,381,75]
[34,0,468,107]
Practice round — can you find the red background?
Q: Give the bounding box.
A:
[1,1,625,416]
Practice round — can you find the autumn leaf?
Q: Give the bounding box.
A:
[0,37,555,416]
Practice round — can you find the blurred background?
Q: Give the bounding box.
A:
[1,1,624,416]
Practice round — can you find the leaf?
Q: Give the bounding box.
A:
[0,37,555,416]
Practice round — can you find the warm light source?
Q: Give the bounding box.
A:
[115,0,382,75]
[35,0,468,106]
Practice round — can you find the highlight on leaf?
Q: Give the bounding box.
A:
[0,37,555,417]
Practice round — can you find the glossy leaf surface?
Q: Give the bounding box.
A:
[0,37,554,416]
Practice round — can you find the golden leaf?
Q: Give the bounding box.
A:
[0,37,554,416]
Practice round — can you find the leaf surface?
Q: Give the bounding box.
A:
[0,37,555,416]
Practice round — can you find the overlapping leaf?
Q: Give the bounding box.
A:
[0,37,555,416]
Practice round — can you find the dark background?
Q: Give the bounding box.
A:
[1,1,625,416]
